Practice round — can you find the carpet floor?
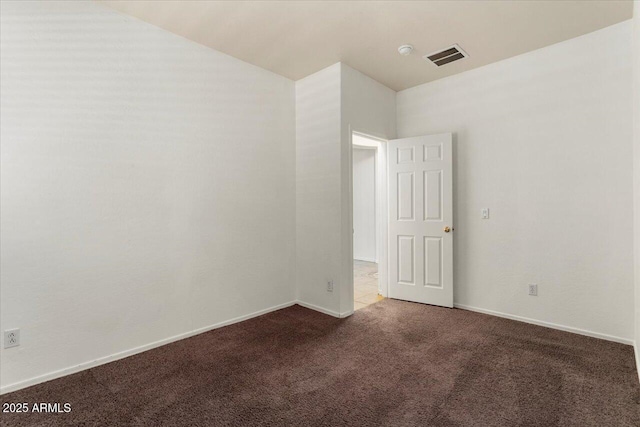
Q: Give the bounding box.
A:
[2,299,639,426]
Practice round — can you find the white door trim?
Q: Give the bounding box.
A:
[350,130,389,299]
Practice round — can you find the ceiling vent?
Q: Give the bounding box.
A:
[424,44,468,66]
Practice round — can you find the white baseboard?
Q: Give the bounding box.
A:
[295,300,354,318]
[0,300,297,395]
[454,303,633,346]
[295,300,341,318]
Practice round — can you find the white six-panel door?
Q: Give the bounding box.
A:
[388,133,453,308]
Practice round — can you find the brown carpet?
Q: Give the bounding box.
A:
[2,299,639,426]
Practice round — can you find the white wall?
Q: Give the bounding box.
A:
[340,65,396,314]
[0,1,296,392]
[353,148,376,262]
[397,22,634,342]
[296,63,396,316]
[295,64,343,316]
[632,1,640,372]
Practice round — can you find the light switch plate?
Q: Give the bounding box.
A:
[481,208,490,219]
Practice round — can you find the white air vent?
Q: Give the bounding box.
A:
[424,44,468,67]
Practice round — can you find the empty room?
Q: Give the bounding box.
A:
[1,1,640,426]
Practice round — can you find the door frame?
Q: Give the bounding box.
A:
[349,130,390,299]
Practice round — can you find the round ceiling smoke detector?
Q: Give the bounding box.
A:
[397,44,413,56]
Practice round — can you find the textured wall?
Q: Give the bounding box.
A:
[632,1,640,373]
[295,64,343,315]
[353,148,376,262]
[295,63,396,316]
[397,22,634,341]
[339,64,397,314]
[0,1,296,390]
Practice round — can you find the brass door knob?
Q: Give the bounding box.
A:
[444,226,451,233]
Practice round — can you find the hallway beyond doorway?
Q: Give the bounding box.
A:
[354,260,383,310]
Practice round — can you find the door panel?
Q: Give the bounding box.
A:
[424,170,442,221]
[397,147,414,164]
[397,235,415,285]
[388,133,453,308]
[424,237,442,288]
[397,172,414,221]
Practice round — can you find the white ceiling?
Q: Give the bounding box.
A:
[100,1,633,91]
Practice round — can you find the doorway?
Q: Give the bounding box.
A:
[387,133,454,308]
[352,132,386,310]
[349,131,454,312]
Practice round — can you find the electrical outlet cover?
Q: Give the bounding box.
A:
[4,329,20,348]
[528,284,538,296]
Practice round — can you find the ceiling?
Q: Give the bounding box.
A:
[100,1,633,92]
